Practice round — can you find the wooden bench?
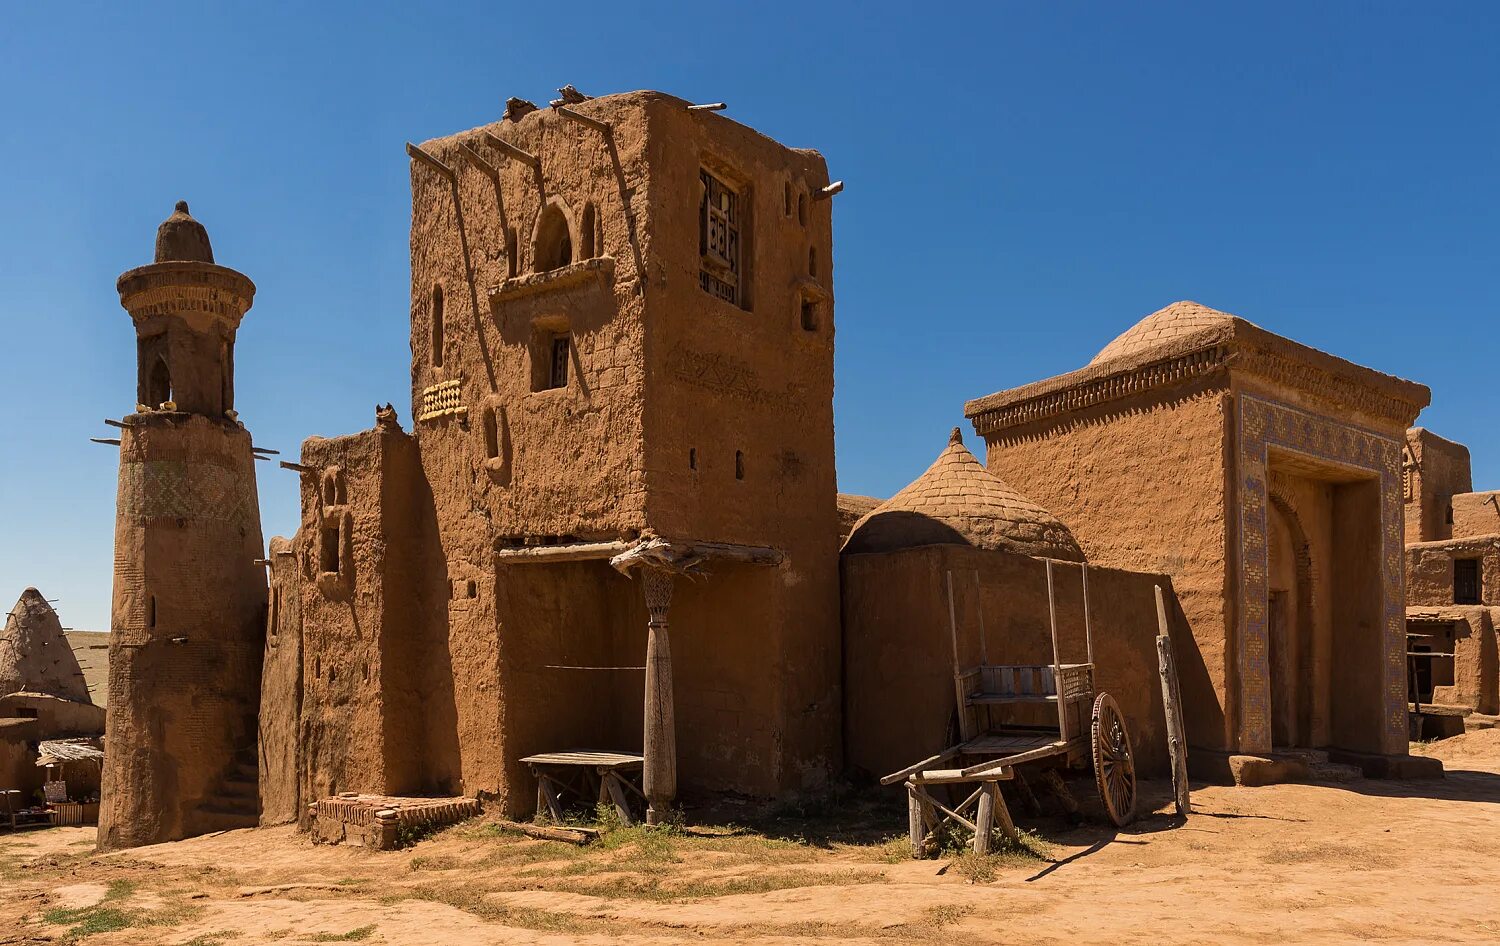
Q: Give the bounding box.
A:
[520,750,646,826]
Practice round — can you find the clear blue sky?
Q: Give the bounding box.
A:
[2,2,1496,631]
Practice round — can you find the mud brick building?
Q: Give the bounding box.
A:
[965,302,1438,778]
[1402,428,1500,723]
[95,90,1459,850]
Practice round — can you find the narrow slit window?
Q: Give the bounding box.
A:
[431,284,445,368]
[148,595,157,629]
[483,407,500,459]
[735,450,745,480]
[797,192,807,226]
[1455,558,1481,604]
[548,335,569,390]
[809,247,818,277]
[689,447,697,470]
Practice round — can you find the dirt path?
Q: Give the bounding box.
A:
[5,735,1500,945]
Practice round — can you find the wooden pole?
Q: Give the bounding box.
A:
[973,570,988,666]
[1082,562,1094,667]
[907,784,927,859]
[946,571,972,740]
[1155,584,1191,816]
[1045,559,1066,738]
[973,784,995,854]
[640,568,677,824]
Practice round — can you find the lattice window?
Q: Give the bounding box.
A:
[699,168,740,305]
[418,379,465,421]
[1454,558,1481,605]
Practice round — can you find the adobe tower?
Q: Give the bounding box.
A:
[97,202,267,850]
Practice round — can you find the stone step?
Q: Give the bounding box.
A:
[219,778,257,799]
[202,796,257,816]
[195,807,257,833]
[1308,761,1362,783]
[1274,748,1330,765]
[234,763,259,781]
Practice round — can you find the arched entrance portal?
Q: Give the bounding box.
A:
[1267,498,1314,748]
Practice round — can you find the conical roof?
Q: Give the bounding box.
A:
[154,200,215,264]
[843,429,1084,561]
[1089,301,1235,365]
[0,589,92,704]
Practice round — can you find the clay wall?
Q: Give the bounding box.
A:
[295,425,458,807]
[258,536,302,825]
[407,96,653,547]
[1452,491,1500,540]
[1264,471,1337,747]
[980,383,1233,751]
[1407,536,1500,608]
[99,413,266,850]
[0,693,105,737]
[842,544,1177,784]
[1405,429,1472,543]
[1328,479,1386,753]
[638,98,841,792]
[1414,608,1498,715]
[0,718,41,801]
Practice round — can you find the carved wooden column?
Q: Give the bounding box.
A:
[640,567,676,824]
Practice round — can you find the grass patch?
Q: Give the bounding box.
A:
[184,933,242,946]
[309,926,376,942]
[42,893,205,943]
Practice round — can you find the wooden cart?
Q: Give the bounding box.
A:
[881,560,1137,857]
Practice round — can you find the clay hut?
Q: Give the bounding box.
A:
[0,590,105,806]
[1,589,91,704]
[841,429,1176,782]
[965,301,1440,780]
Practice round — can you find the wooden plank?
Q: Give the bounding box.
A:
[1045,558,1068,741]
[990,782,1020,844]
[881,746,960,786]
[1038,768,1080,816]
[915,785,978,831]
[959,742,1069,776]
[538,775,565,822]
[907,785,927,859]
[493,819,598,845]
[604,772,636,827]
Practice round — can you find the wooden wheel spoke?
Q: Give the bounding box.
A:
[1091,692,1137,828]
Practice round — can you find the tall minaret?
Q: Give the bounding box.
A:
[97,202,267,850]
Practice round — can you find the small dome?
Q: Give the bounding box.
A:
[843,429,1084,561]
[1090,301,1234,365]
[154,200,215,263]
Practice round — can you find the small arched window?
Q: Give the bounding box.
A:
[147,356,172,408]
[431,284,445,368]
[533,202,573,272]
[579,202,597,260]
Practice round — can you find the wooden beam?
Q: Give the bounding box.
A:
[555,104,610,134]
[687,102,727,111]
[482,131,540,170]
[456,141,500,180]
[495,540,632,564]
[103,419,130,429]
[279,461,316,474]
[813,180,844,200]
[90,438,121,446]
[405,142,455,180]
[1156,584,1191,816]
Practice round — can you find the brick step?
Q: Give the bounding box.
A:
[218,778,257,800]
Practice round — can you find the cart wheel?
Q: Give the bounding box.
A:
[1091,692,1137,827]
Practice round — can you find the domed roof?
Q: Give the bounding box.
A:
[1090,301,1234,365]
[843,429,1084,561]
[154,200,215,263]
[0,588,91,704]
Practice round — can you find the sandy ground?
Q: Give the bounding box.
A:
[5,734,1500,945]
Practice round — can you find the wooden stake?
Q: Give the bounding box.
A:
[973,570,988,666]
[1156,584,1191,816]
